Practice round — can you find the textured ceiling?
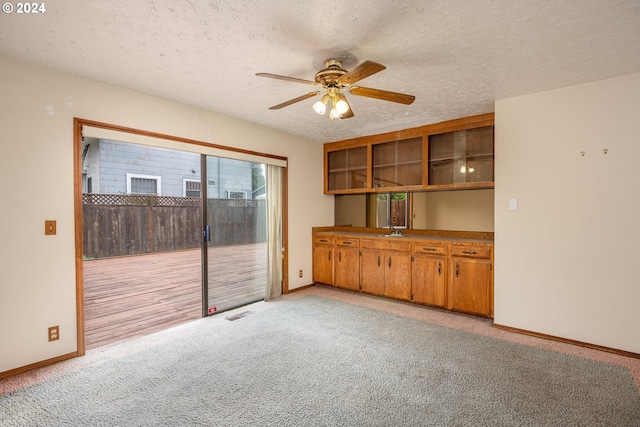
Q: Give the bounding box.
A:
[1,1,639,143]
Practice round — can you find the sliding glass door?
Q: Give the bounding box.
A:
[202,156,268,315]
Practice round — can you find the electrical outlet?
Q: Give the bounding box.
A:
[299,270,303,278]
[48,326,59,342]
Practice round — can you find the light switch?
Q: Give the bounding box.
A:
[508,198,518,210]
[45,220,57,235]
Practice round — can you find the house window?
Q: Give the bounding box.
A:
[127,173,161,195]
[183,179,201,197]
[227,190,247,199]
[87,176,93,194]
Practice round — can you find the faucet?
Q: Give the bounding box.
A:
[389,225,400,235]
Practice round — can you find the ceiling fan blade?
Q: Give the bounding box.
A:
[268,91,321,110]
[338,61,386,86]
[349,86,415,105]
[256,73,322,87]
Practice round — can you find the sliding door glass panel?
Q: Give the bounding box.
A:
[204,156,267,314]
[82,138,202,349]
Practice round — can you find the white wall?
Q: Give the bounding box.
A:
[0,56,334,373]
[494,72,640,354]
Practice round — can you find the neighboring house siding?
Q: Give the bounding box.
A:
[206,157,253,199]
[98,139,200,196]
[82,137,101,193]
[94,139,254,198]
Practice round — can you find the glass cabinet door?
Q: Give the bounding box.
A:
[327,146,367,191]
[428,126,494,186]
[372,137,422,189]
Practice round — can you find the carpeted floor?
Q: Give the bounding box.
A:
[1,287,639,426]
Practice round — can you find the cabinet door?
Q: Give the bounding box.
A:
[312,244,334,285]
[383,252,412,300]
[428,126,494,188]
[327,146,368,191]
[335,247,360,291]
[372,138,423,189]
[448,257,491,316]
[412,254,446,307]
[360,249,385,295]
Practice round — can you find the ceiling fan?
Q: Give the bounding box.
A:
[256,59,415,120]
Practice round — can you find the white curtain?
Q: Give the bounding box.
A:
[265,165,283,301]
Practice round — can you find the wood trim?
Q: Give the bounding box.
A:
[78,118,287,162]
[73,118,86,357]
[493,323,640,360]
[287,283,315,293]
[0,352,78,380]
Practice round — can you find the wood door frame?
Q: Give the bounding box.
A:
[73,118,289,356]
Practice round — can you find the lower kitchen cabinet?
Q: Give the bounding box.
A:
[383,252,412,300]
[312,232,493,318]
[312,236,334,285]
[334,238,360,291]
[359,249,386,295]
[360,240,412,300]
[447,245,493,316]
[411,243,447,307]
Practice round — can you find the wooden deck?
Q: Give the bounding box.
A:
[83,243,267,350]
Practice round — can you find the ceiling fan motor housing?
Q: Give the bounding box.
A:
[315,59,347,86]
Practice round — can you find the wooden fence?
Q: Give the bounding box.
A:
[83,194,266,258]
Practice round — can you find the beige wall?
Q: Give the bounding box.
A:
[414,190,494,231]
[0,56,334,373]
[494,72,640,354]
[334,194,367,227]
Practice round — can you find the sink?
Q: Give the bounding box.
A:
[379,234,406,238]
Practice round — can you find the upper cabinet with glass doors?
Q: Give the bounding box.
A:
[427,126,494,189]
[323,113,494,194]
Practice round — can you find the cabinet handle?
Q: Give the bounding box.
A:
[456,263,459,278]
[328,250,331,261]
[388,256,392,268]
[438,261,441,275]
[319,239,328,243]
[423,247,437,252]
[377,255,380,267]
[339,251,342,262]
[462,250,478,255]
[342,241,352,245]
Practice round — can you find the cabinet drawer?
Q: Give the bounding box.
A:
[336,238,359,247]
[314,236,334,245]
[450,245,492,259]
[360,239,409,252]
[412,243,446,255]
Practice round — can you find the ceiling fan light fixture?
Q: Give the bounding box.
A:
[329,107,340,120]
[335,93,350,115]
[313,94,330,115]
